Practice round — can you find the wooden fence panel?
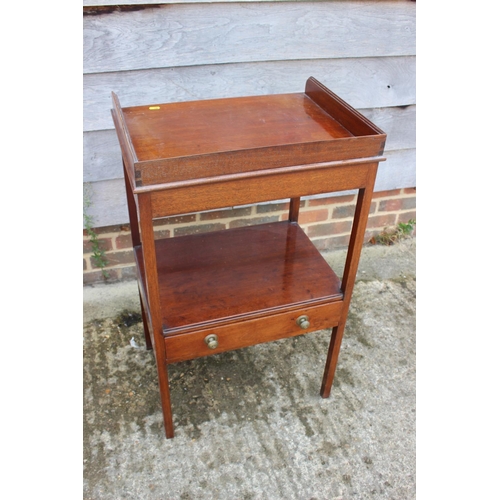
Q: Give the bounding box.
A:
[84,1,416,73]
[84,0,366,5]
[84,56,415,132]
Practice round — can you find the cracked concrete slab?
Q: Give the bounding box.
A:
[83,238,416,499]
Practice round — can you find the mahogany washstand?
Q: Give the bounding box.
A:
[111,77,386,438]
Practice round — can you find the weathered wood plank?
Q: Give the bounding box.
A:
[84,130,122,183]
[84,148,415,228]
[84,56,416,132]
[84,0,395,6]
[362,106,416,151]
[83,1,416,74]
[84,178,129,229]
[374,148,415,193]
[84,105,415,183]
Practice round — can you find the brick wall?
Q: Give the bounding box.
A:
[83,188,416,285]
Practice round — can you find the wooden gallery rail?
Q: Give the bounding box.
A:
[111,77,386,439]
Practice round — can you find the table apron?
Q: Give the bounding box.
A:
[150,162,378,218]
[164,300,344,364]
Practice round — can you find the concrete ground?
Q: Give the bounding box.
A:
[83,238,416,499]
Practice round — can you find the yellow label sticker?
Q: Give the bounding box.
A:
[149,106,160,110]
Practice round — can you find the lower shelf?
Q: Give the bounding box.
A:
[135,221,343,356]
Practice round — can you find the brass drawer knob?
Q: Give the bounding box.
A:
[204,334,219,349]
[296,315,310,329]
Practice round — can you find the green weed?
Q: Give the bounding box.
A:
[370,219,416,246]
[84,184,109,279]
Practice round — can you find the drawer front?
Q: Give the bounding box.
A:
[164,301,343,363]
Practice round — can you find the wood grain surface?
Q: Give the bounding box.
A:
[135,221,342,331]
[84,2,416,74]
[84,56,416,132]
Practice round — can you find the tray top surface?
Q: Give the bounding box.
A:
[122,93,353,162]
